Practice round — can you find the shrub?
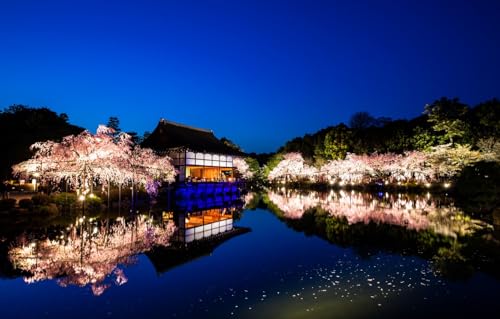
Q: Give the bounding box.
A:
[86,196,103,212]
[456,161,500,195]
[38,203,59,215]
[18,198,33,210]
[51,192,77,207]
[0,198,17,211]
[455,161,500,214]
[32,194,51,206]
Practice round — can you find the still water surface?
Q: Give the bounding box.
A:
[0,190,499,318]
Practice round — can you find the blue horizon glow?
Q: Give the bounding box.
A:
[1,0,499,153]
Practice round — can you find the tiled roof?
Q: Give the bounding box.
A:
[141,119,243,156]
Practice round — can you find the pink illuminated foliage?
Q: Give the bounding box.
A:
[233,157,253,179]
[268,152,318,182]
[268,147,486,185]
[12,126,176,195]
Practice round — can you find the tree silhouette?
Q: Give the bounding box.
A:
[349,112,376,129]
[0,105,83,179]
[106,116,121,133]
[220,137,242,152]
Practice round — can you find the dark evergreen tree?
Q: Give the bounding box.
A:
[220,137,243,152]
[0,105,83,179]
[106,116,121,133]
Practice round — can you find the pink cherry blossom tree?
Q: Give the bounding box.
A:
[12,126,176,204]
[268,152,317,182]
[271,151,443,185]
[233,157,254,179]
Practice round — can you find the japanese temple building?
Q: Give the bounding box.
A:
[142,119,243,182]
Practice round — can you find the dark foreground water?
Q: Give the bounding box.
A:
[1,190,499,318]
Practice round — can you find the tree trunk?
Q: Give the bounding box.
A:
[131,182,134,212]
[118,183,122,214]
[107,181,110,212]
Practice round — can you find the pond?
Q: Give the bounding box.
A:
[0,189,499,318]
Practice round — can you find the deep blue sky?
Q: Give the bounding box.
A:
[1,0,500,153]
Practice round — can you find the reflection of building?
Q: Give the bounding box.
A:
[142,119,243,182]
[150,203,250,274]
[146,224,250,275]
[6,195,250,295]
[164,194,245,244]
[170,207,236,243]
[173,191,242,209]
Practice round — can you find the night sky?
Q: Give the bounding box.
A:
[1,0,500,153]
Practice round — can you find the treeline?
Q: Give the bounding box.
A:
[235,97,500,199]
[275,97,499,165]
[0,105,84,179]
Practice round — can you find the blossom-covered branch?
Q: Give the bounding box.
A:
[12,125,176,194]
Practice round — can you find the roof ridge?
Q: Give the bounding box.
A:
[159,118,213,134]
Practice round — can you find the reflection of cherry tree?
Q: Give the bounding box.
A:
[268,191,318,219]
[8,215,175,296]
[267,190,487,238]
[243,192,255,208]
[12,126,175,196]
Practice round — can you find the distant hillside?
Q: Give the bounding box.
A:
[0,105,84,179]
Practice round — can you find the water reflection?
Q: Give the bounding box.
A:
[8,215,175,295]
[264,189,498,279]
[266,189,489,237]
[0,190,499,318]
[171,207,235,243]
[6,199,247,296]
